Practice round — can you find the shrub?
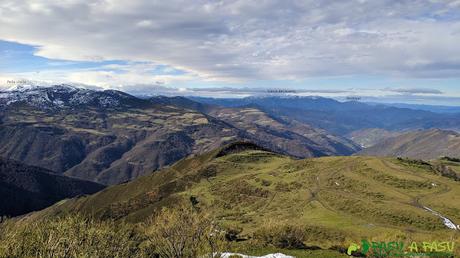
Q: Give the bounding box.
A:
[440,156,460,163]
[144,204,227,258]
[253,220,348,250]
[224,227,243,242]
[260,179,272,187]
[253,221,306,249]
[396,157,431,168]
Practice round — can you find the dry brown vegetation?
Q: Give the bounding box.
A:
[144,204,226,258]
[0,205,226,258]
[0,215,141,257]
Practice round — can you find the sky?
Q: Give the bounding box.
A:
[1,0,460,104]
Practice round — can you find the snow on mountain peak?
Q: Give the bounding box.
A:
[5,84,42,92]
[0,84,136,110]
[6,83,82,92]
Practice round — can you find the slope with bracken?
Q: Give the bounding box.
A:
[151,96,360,157]
[0,157,104,217]
[205,107,359,157]
[358,128,460,160]
[31,142,460,254]
[0,92,245,185]
[0,86,360,185]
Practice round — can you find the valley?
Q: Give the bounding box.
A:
[0,86,359,185]
[0,157,104,217]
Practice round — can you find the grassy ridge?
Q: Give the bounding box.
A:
[25,144,460,256]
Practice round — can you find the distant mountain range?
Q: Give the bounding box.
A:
[0,157,104,217]
[190,96,460,135]
[367,102,460,113]
[0,84,150,110]
[0,85,359,185]
[358,129,460,160]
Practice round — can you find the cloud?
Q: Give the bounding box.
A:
[190,87,350,94]
[358,94,460,106]
[0,61,198,89]
[383,87,444,95]
[1,0,460,85]
[0,73,353,97]
[118,85,356,98]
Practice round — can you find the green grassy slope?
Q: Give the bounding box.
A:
[31,142,460,255]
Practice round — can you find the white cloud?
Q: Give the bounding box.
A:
[136,20,154,28]
[0,62,199,92]
[383,87,443,95]
[1,0,460,85]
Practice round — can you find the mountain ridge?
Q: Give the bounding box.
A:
[0,86,359,185]
[189,96,460,135]
[358,128,460,160]
[0,84,151,110]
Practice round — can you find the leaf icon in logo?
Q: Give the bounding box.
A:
[361,239,370,254]
[347,243,360,255]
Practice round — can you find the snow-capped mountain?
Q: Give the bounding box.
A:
[0,84,146,109]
